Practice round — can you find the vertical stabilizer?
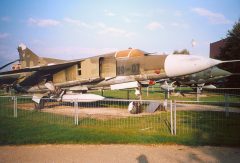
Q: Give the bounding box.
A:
[18,43,40,68]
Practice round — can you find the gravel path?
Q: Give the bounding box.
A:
[0,144,239,163]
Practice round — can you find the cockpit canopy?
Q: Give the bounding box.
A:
[114,49,147,58]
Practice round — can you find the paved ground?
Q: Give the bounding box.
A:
[0,144,239,163]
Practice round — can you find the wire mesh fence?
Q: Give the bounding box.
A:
[0,96,14,118]
[0,94,240,143]
[91,87,240,102]
[0,96,173,133]
[175,100,240,144]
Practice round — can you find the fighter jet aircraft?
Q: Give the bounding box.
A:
[0,44,233,109]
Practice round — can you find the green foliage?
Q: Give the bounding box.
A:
[218,19,240,61]
[173,49,190,55]
[217,19,240,87]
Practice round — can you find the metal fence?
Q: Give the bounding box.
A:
[175,100,240,143]
[0,96,175,133]
[0,94,240,144]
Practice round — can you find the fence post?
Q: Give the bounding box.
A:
[146,87,148,96]
[13,96,17,118]
[170,100,173,135]
[196,87,201,102]
[174,100,176,135]
[163,99,167,110]
[74,101,79,125]
[224,94,229,117]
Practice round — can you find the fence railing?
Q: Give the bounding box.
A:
[0,95,240,143]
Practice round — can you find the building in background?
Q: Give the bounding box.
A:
[210,39,226,59]
[210,39,240,88]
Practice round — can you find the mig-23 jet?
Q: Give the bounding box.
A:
[0,44,234,109]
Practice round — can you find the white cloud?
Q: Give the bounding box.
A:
[63,18,134,37]
[0,33,9,39]
[104,10,133,23]
[39,46,118,59]
[104,10,116,17]
[192,8,231,24]
[146,22,164,31]
[28,18,60,27]
[63,17,93,29]
[97,23,135,38]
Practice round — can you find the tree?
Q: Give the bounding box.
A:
[218,19,240,62]
[217,19,240,87]
[173,49,190,55]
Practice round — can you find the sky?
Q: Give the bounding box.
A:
[0,0,239,66]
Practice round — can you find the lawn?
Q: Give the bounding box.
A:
[0,106,240,146]
[0,88,240,146]
[92,86,240,103]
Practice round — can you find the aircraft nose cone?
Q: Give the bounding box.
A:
[164,55,222,77]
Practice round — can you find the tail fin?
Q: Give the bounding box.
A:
[17,43,65,69]
[18,43,40,68]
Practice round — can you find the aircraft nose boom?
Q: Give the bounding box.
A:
[164,55,221,77]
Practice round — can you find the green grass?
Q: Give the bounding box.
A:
[0,116,177,145]
[0,106,240,146]
[92,87,240,103]
[0,89,240,146]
